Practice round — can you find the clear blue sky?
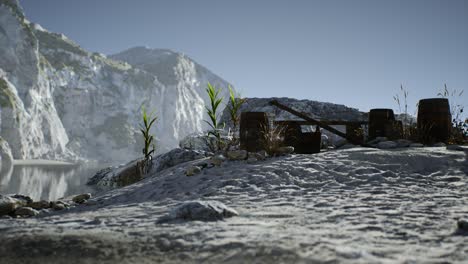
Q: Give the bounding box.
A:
[20,0,468,117]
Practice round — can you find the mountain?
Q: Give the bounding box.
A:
[0,0,231,162]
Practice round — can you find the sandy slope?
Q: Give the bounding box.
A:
[0,147,467,263]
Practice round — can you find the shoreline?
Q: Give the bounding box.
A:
[12,159,77,167]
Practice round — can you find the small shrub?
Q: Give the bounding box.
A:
[260,123,285,156]
[204,82,225,152]
[139,107,157,174]
[438,84,467,144]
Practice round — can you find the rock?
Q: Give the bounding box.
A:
[158,201,238,223]
[0,195,22,216]
[246,157,258,164]
[227,150,248,160]
[29,200,50,210]
[334,139,348,148]
[458,219,468,231]
[410,143,424,148]
[395,139,412,148]
[87,148,209,188]
[276,146,295,155]
[447,145,465,151]
[11,194,33,205]
[433,142,446,147]
[185,166,202,177]
[248,151,267,161]
[377,141,398,149]
[210,155,226,166]
[51,202,66,211]
[72,193,92,204]
[14,207,39,217]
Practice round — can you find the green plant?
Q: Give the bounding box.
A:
[438,84,467,144]
[227,85,246,133]
[139,107,157,173]
[204,82,225,151]
[393,84,411,139]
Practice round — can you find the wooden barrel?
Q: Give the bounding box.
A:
[417,98,451,143]
[240,112,269,152]
[368,109,395,139]
[296,131,321,154]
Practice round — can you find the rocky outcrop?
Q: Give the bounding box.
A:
[87,148,210,187]
[0,136,13,171]
[0,1,233,162]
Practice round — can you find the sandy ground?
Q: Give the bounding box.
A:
[1,147,467,264]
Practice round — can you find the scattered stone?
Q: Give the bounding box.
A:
[0,195,22,216]
[11,194,33,205]
[72,193,92,204]
[457,219,468,231]
[410,143,424,148]
[246,156,258,164]
[158,200,238,223]
[210,155,225,166]
[227,150,248,160]
[248,151,267,161]
[276,146,295,155]
[29,200,50,210]
[51,202,66,211]
[377,141,398,149]
[185,166,202,177]
[447,145,465,151]
[433,142,446,147]
[14,207,39,217]
[396,139,412,148]
[194,161,209,169]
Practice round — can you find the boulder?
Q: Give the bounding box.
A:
[72,193,92,204]
[377,141,398,149]
[410,143,424,148]
[248,151,267,161]
[10,194,33,205]
[29,200,50,210]
[433,142,446,147]
[210,155,226,166]
[14,207,39,217]
[367,137,388,145]
[158,201,238,223]
[0,195,24,216]
[87,148,209,188]
[276,146,295,155]
[227,150,248,160]
[395,139,412,148]
[338,144,357,150]
[50,201,69,211]
[185,166,202,177]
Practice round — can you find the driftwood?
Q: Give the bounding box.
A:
[269,100,363,145]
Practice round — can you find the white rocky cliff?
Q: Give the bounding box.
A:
[0,0,231,162]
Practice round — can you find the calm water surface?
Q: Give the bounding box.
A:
[0,162,106,201]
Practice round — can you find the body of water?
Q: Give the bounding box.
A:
[0,161,106,201]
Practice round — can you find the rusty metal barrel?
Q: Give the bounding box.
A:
[240,112,269,152]
[368,109,395,139]
[417,98,451,143]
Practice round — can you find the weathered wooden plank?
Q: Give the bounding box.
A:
[269,100,362,145]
